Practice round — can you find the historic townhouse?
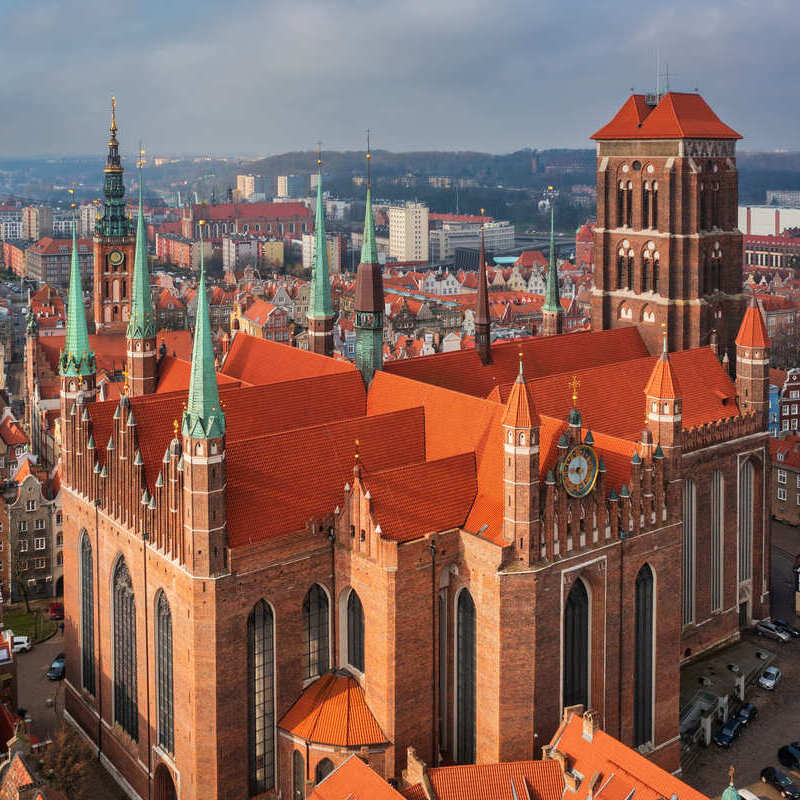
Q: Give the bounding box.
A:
[61,95,769,800]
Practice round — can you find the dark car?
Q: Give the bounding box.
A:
[46,653,65,681]
[761,767,800,799]
[714,718,744,748]
[774,619,800,638]
[780,746,800,771]
[48,602,64,621]
[737,703,759,726]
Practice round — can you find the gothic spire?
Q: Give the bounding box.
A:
[308,149,333,320]
[182,222,225,439]
[475,223,492,365]
[97,95,133,238]
[59,223,95,377]
[127,150,156,340]
[543,199,561,313]
[361,139,377,264]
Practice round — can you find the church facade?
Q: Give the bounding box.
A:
[60,94,770,800]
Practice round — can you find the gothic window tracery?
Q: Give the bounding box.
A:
[156,591,174,754]
[303,584,329,680]
[80,531,95,695]
[455,589,476,764]
[248,600,275,795]
[112,557,138,740]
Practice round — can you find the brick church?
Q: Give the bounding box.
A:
[60,93,769,800]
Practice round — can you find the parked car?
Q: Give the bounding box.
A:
[48,603,64,621]
[714,717,744,748]
[46,653,65,681]
[11,636,31,654]
[760,666,783,690]
[761,767,800,799]
[755,620,791,642]
[780,746,800,771]
[736,703,759,726]
[774,619,800,638]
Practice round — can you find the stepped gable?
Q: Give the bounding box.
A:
[361,452,477,542]
[591,91,742,140]
[226,406,427,546]
[279,672,387,747]
[222,332,356,385]
[383,327,650,398]
[88,370,368,490]
[424,759,564,800]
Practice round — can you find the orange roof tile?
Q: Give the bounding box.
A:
[502,365,537,428]
[736,296,770,349]
[643,348,681,399]
[548,711,709,800]
[242,298,277,323]
[592,92,741,140]
[310,755,406,800]
[0,416,28,447]
[426,760,564,800]
[13,458,34,483]
[154,356,240,395]
[279,672,387,746]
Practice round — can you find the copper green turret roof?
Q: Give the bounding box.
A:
[543,203,561,313]
[59,222,95,377]
[182,230,225,439]
[308,168,333,319]
[361,185,378,265]
[126,166,156,340]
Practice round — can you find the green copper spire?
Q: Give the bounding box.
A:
[308,155,333,319]
[96,96,134,238]
[182,223,225,439]
[59,222,95,377]
[127,155,156,340]
[361,143,377,264]
[543,199,561,313]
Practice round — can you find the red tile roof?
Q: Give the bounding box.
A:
[0,416,28,447]
[28,236,92,255]
[242,298,277,324]
[154,356,239,395]
[310,755,406,800]
[772,435,800,470]
[643,349,681,399]
[426,759,564,800]
[502,368,538,428]
[430,213,493,224]
[547,710,709,800]
[279,672,387,746]
[592,92,741,141]
[193,201,311,221]
[736,297,770,349]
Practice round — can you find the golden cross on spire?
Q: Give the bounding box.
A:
[110,96,117,133]
[173,419,179,437]
[122,366,128,395]
[138,142,146,170]
[317,141,322,169]
[569,375,580,408]
[354,438,360,462]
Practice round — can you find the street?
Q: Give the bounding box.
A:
[15,628,65,744]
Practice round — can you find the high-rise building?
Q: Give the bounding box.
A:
[389,202,429,262]
[21,206,53,240]
[236,174,256,200]
[277,174,308,198]
[591,92,745,356]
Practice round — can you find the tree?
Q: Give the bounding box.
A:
[40,724,93,800]
[11,556,31,614]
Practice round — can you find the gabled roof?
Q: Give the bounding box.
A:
[242,298,278,324]
[310,754,406,800]
[591,92,742,141]
[279,672,387,747]
[425,759,564,800]
[0,416,28,447]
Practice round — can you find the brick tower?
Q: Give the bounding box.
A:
[475,228,492,364]
[354,150,384,386]
[502,358,540,565]
[181,225,227,577]
[644,334,682,459]
[307,156,334,357]
[541,202,563,337]
[125,160,158,396]
[735,293,770,419]
[94,97,135,331]
[591,92,745,356]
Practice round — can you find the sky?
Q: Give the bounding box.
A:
[1,0,798,157]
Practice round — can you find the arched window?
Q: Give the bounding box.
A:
[616,251,625,289]
[739,461,754,582]
[625,182,633,228]
[641,251,650,293]
[346,590,364,672]
[617,182,625,227]
[112,557,138,740]
[293,749,305,800]
[682,479,696,626]
[699,183,707,230]
[652,183,659,229]
[248,600,275,795]
[563,579,589,709]
[315,758,334,785]
[633,564,654,747]
[156,591,174,754]
[642,181,650,229]
[303,584,329,679]
[652,253,660,294]
[711,471,724,612]
[80,531,95,695]
[626,254,634,289]
[455,589,476,764]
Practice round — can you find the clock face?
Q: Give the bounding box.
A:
[109,250,124,267]
[560,443,599,498]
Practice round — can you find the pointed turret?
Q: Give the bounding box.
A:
[475,226,492,365]
[502,355,540,565]
[307,153,334,357]
[354,141,385,387]
[541,199,564,336]
[126,156,158,396]
[735,292,770,419]
[181,221,227,577]
[60,223,95,381]
[96,96,133,239]
[644,332,682,452]
[182,225,225,439]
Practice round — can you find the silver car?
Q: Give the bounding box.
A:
[755,620,791,643]
[759,665,782,690]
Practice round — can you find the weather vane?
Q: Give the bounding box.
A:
[569,375,580,408]
[354,438,360,462]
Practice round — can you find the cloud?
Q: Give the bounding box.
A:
[0,0,798,155]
